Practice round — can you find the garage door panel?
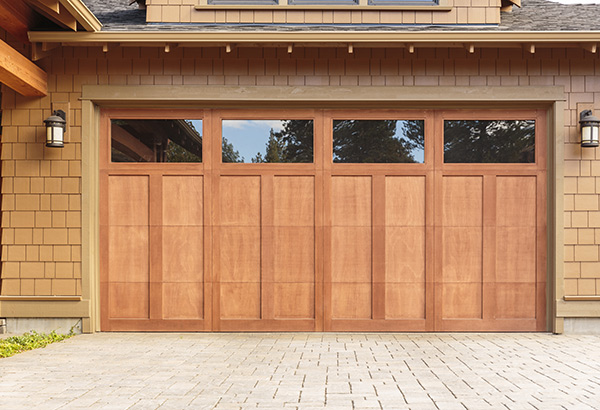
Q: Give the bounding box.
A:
[442,227,482,284]
[331,283,372,319]
[385,283,425,319]
[108,175,149,226]
[162,176,203,226]
[274,283,315,319]
[219,227,261,283]
[332,176,371,226]
[385,176,425,227]
[163,282,203,319]
[108,226,149,283]
[273,226,314,283]
[331,226,371,283]
[220,283,261,319]
[497,176,536,227]
[442,176,483,227]
[496,227,536,284]
[109,282,149,319]
[219,176,261,226]
[101,109,546,333]
[495,283,536,319]
[273,176,314,226]
[162,226,203,283]
[386,226,425,283]
[442,283,482,319]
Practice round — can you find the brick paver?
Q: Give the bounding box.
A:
[1,333,599,409]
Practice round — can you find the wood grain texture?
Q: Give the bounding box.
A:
[163,176,203,226]
[99,108,547,332]
[108,176,149,226]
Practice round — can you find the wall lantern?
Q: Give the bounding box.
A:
[580,109,600,148]
[43,110,66,148]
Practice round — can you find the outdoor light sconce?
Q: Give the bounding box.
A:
[44,109,66,148]
[580,109,600,148]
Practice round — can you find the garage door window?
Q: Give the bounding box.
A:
[222,119,314,163]
[444,120,535,163]
[332,120,425,163]
[111,119,203,163]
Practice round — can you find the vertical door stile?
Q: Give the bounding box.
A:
[424,110,436,331]
[433,111,444,330]
[211,110,222,331]
[314,110,325,332]
[261,173,275,321]
[372,174,386,320]
[148,172,163,321]
[482,174,497,322]
[203,109,213,331]
[322,112,333,331]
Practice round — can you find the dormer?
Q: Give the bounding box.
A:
[145,0,503,26]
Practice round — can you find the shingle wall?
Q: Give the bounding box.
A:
[0,45,598,296]
[145,0,500,25]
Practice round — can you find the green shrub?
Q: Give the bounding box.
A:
[0,330,75,358]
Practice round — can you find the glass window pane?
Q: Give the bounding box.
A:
[111,119,202,163]
[222,120,314,163]
[443,120,535,163]
[333,120,425,163]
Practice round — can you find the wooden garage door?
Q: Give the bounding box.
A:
[100,108,546,332]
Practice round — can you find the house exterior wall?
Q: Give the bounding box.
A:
[145,0,500,25]
[0,44,598,330]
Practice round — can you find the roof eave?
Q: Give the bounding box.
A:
[28,30,600,44]
[58,0,103,32]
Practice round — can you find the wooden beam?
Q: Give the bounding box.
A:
[111,123,154,162]
[0,38,47,96]
[0,0,35,43]
[28,0,78,31]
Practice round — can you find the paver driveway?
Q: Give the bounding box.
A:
[0,333,599,409]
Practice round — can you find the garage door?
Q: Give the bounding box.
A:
[100,108,546,332]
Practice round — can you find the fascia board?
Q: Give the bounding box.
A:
[28,30,600,44]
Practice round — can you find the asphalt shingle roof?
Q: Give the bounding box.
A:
[82,0,600,31]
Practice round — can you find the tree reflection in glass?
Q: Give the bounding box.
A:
[221,120,313,163]
[332,120,425,163]
[444,120,535,163]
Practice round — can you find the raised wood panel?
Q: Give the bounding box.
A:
[219,227,261,283]
[273,227,314,284]
[108,175,149,226]
[331,176,371,226]
[220,176,261,226]
[442,283,482,319]
[220,283,261,319]
[496,227,536,284]
[108,226,149,283]
[162,226,203,283]
[385,176,425,227]
[385,227,425,283]
[385,283,425,319]
[163,176,203,226]
[442,176,482,227]
[273,283,315,319]
[442,227,482,284]
[163,283,203,319]
[273,176,314,227]
[495,283,536,319]
[109,283,149,319]
[331,227,371,283]
[496,176,536,227]
[331,283,371,319]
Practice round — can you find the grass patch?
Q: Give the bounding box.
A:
[0,330,75,358]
